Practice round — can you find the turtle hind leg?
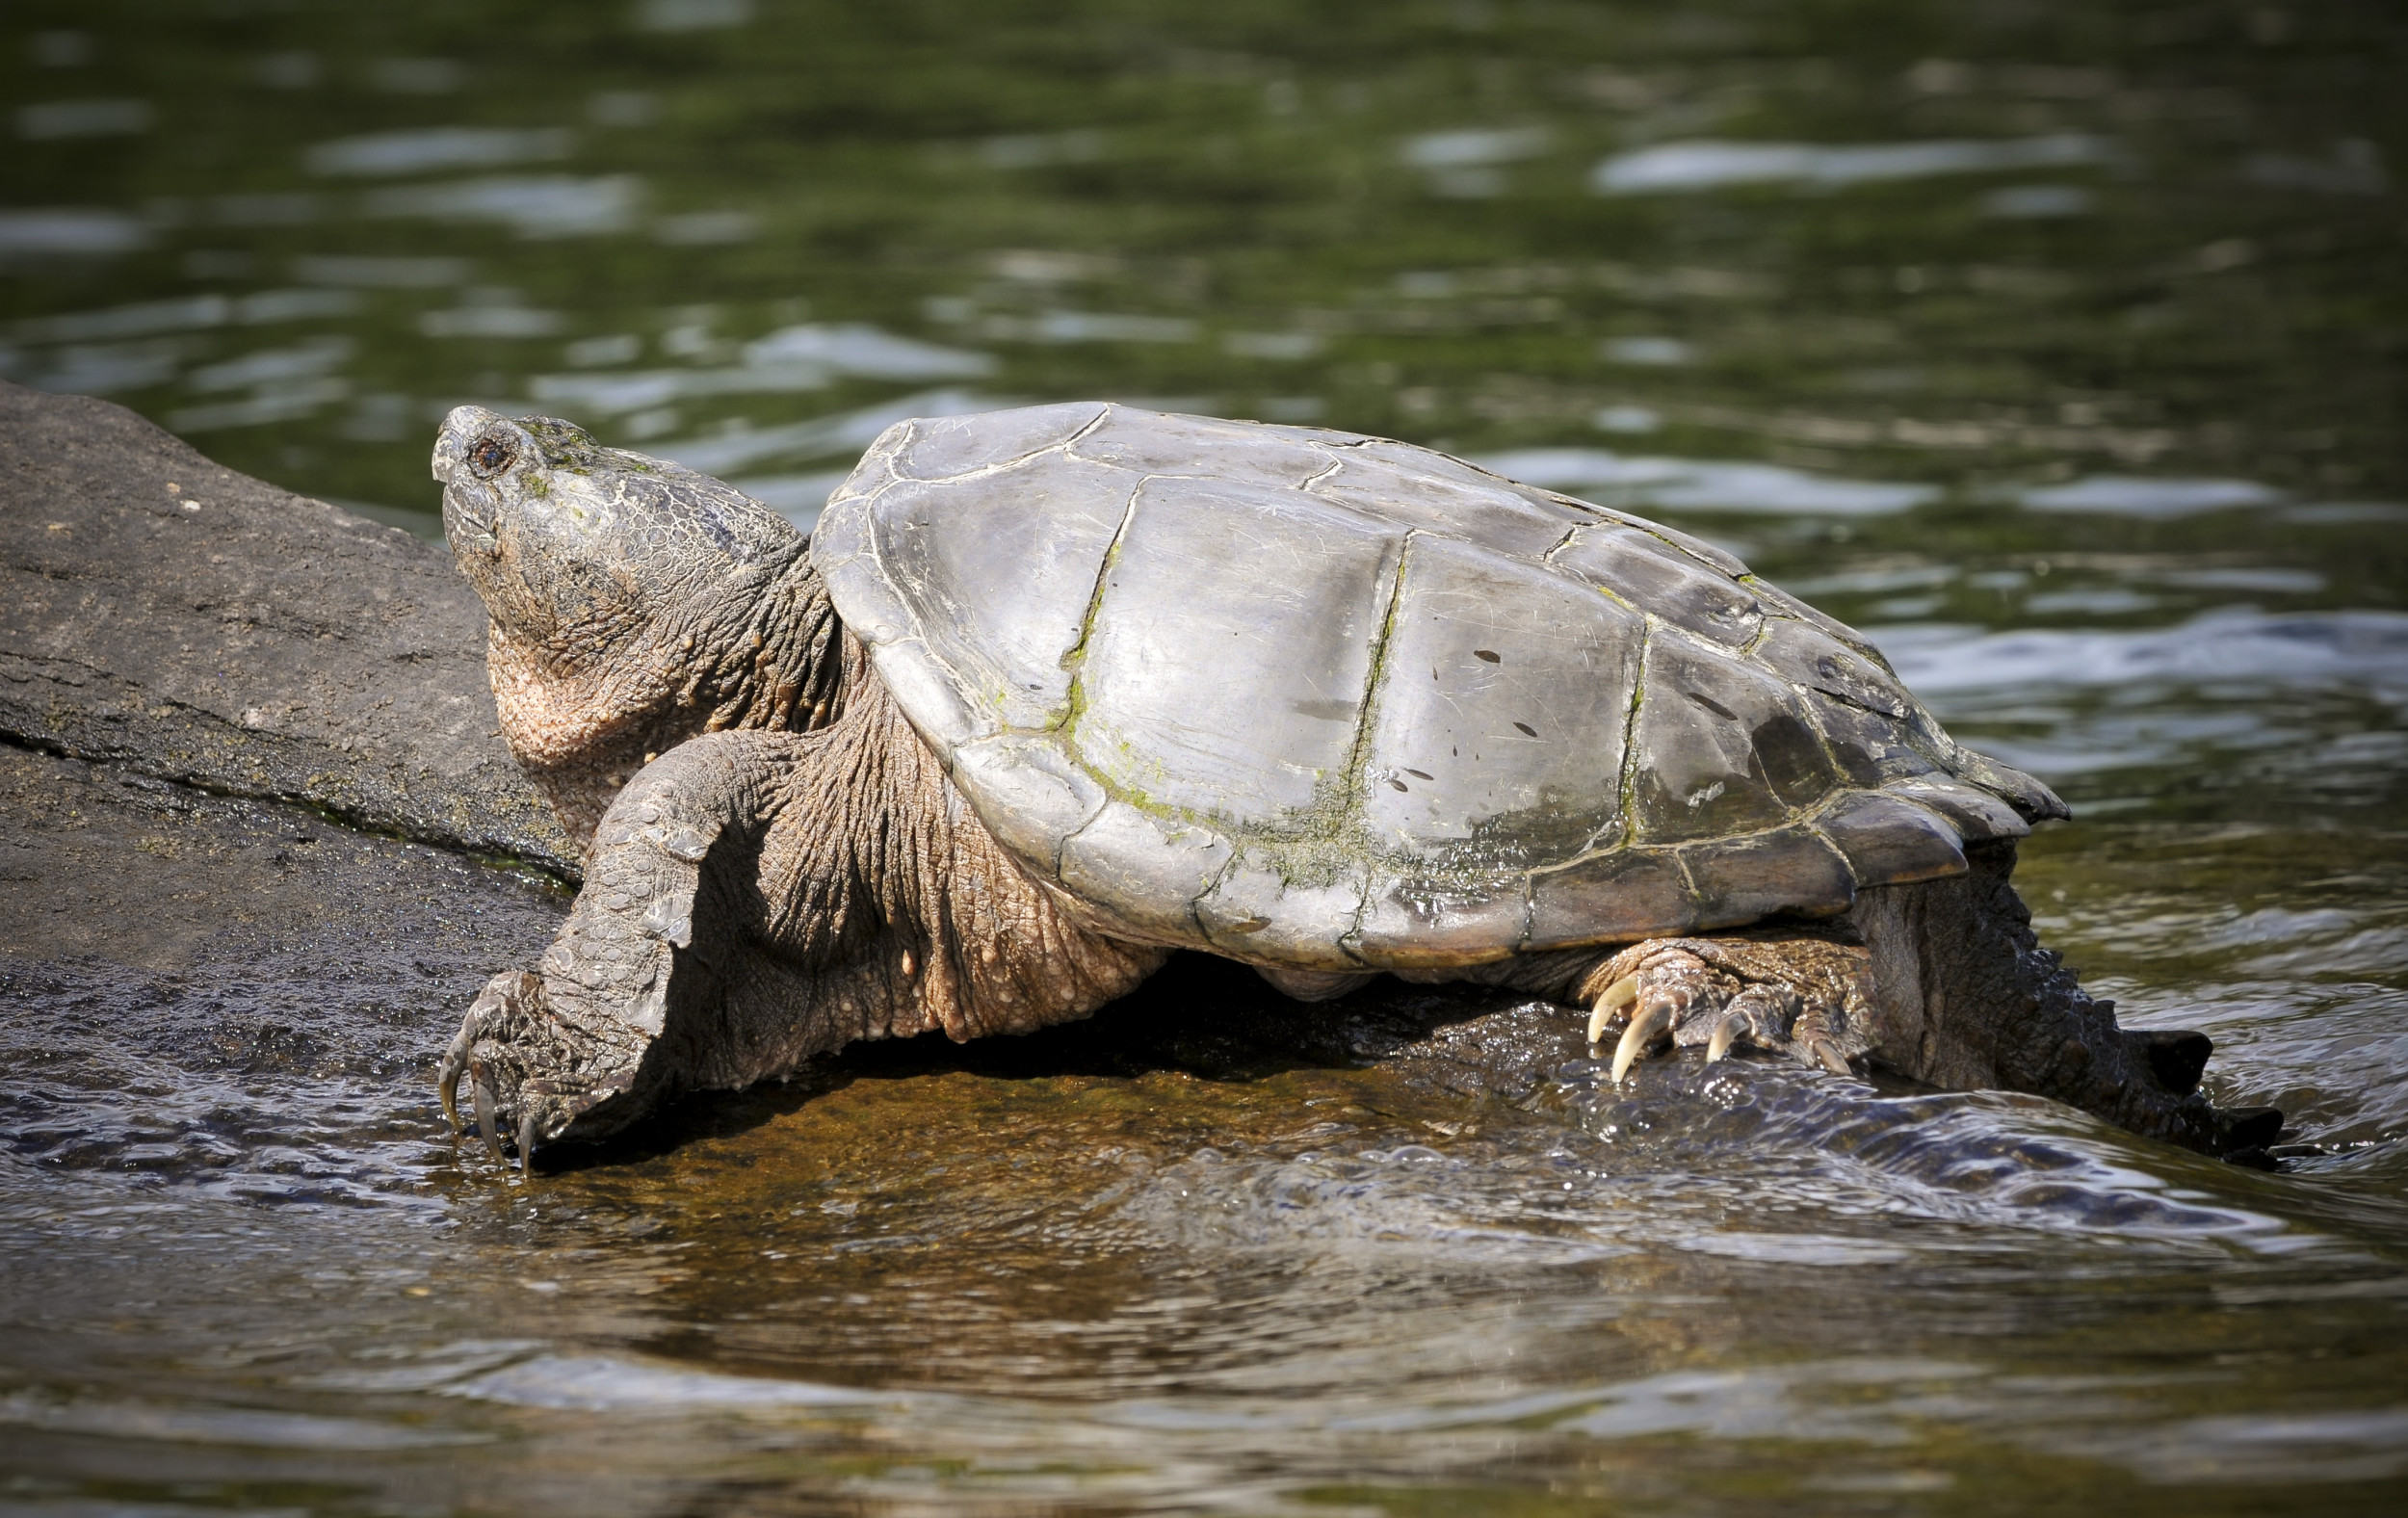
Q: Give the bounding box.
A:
[1574,929,1877,1085]
[1849,840,2257,1158]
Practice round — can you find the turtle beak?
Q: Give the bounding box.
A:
[435,406,511,560]
[442,482,503,561]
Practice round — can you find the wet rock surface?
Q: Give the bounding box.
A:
[0,384,578,1205]
[0,380,573,875]
[0,741,565,1205]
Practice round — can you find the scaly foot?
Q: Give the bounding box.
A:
[1579,930,1876,1084]
[435,763,723,1169]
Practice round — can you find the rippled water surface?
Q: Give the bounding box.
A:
[4,2,2405,1513]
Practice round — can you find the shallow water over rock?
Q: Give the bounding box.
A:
[5,0,2406,1512]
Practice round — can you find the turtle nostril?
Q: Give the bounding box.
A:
[468,432,516,479]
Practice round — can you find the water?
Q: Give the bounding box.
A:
[4,2,2406,1511]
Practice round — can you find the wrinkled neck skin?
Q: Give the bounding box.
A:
[489,548,848,857]
[432,406,849,860]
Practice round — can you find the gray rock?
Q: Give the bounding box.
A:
[0,381,574,876]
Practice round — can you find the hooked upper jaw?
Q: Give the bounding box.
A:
[432,405,519,562]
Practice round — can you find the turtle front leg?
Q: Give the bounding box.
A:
[436,689,1171,1171]
[435,738,744,1169]
[1576,931,1875,1085]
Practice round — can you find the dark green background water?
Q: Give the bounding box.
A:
[4,2,2406,1513]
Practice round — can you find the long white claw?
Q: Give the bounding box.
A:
[435,1024,475,1134]
[1707,1014,1741,1064]
[470,1075,504,1160]
[1807,1036,1851,1076]
[1611,999,1675,1085]
[437,1052,464,1134]
[1585,975,1641,1045]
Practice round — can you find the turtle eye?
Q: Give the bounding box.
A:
[468,431,516,479]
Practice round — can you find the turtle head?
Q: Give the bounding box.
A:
[433,404,799,633]
[432,406,806,832]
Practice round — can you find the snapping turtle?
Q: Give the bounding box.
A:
[431,402,2265,1166]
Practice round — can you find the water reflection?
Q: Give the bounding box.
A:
[1478,446,1938,514]
[1879,610,2408,697]
[1589,134,2112,194]
[2019,475,2286,517]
